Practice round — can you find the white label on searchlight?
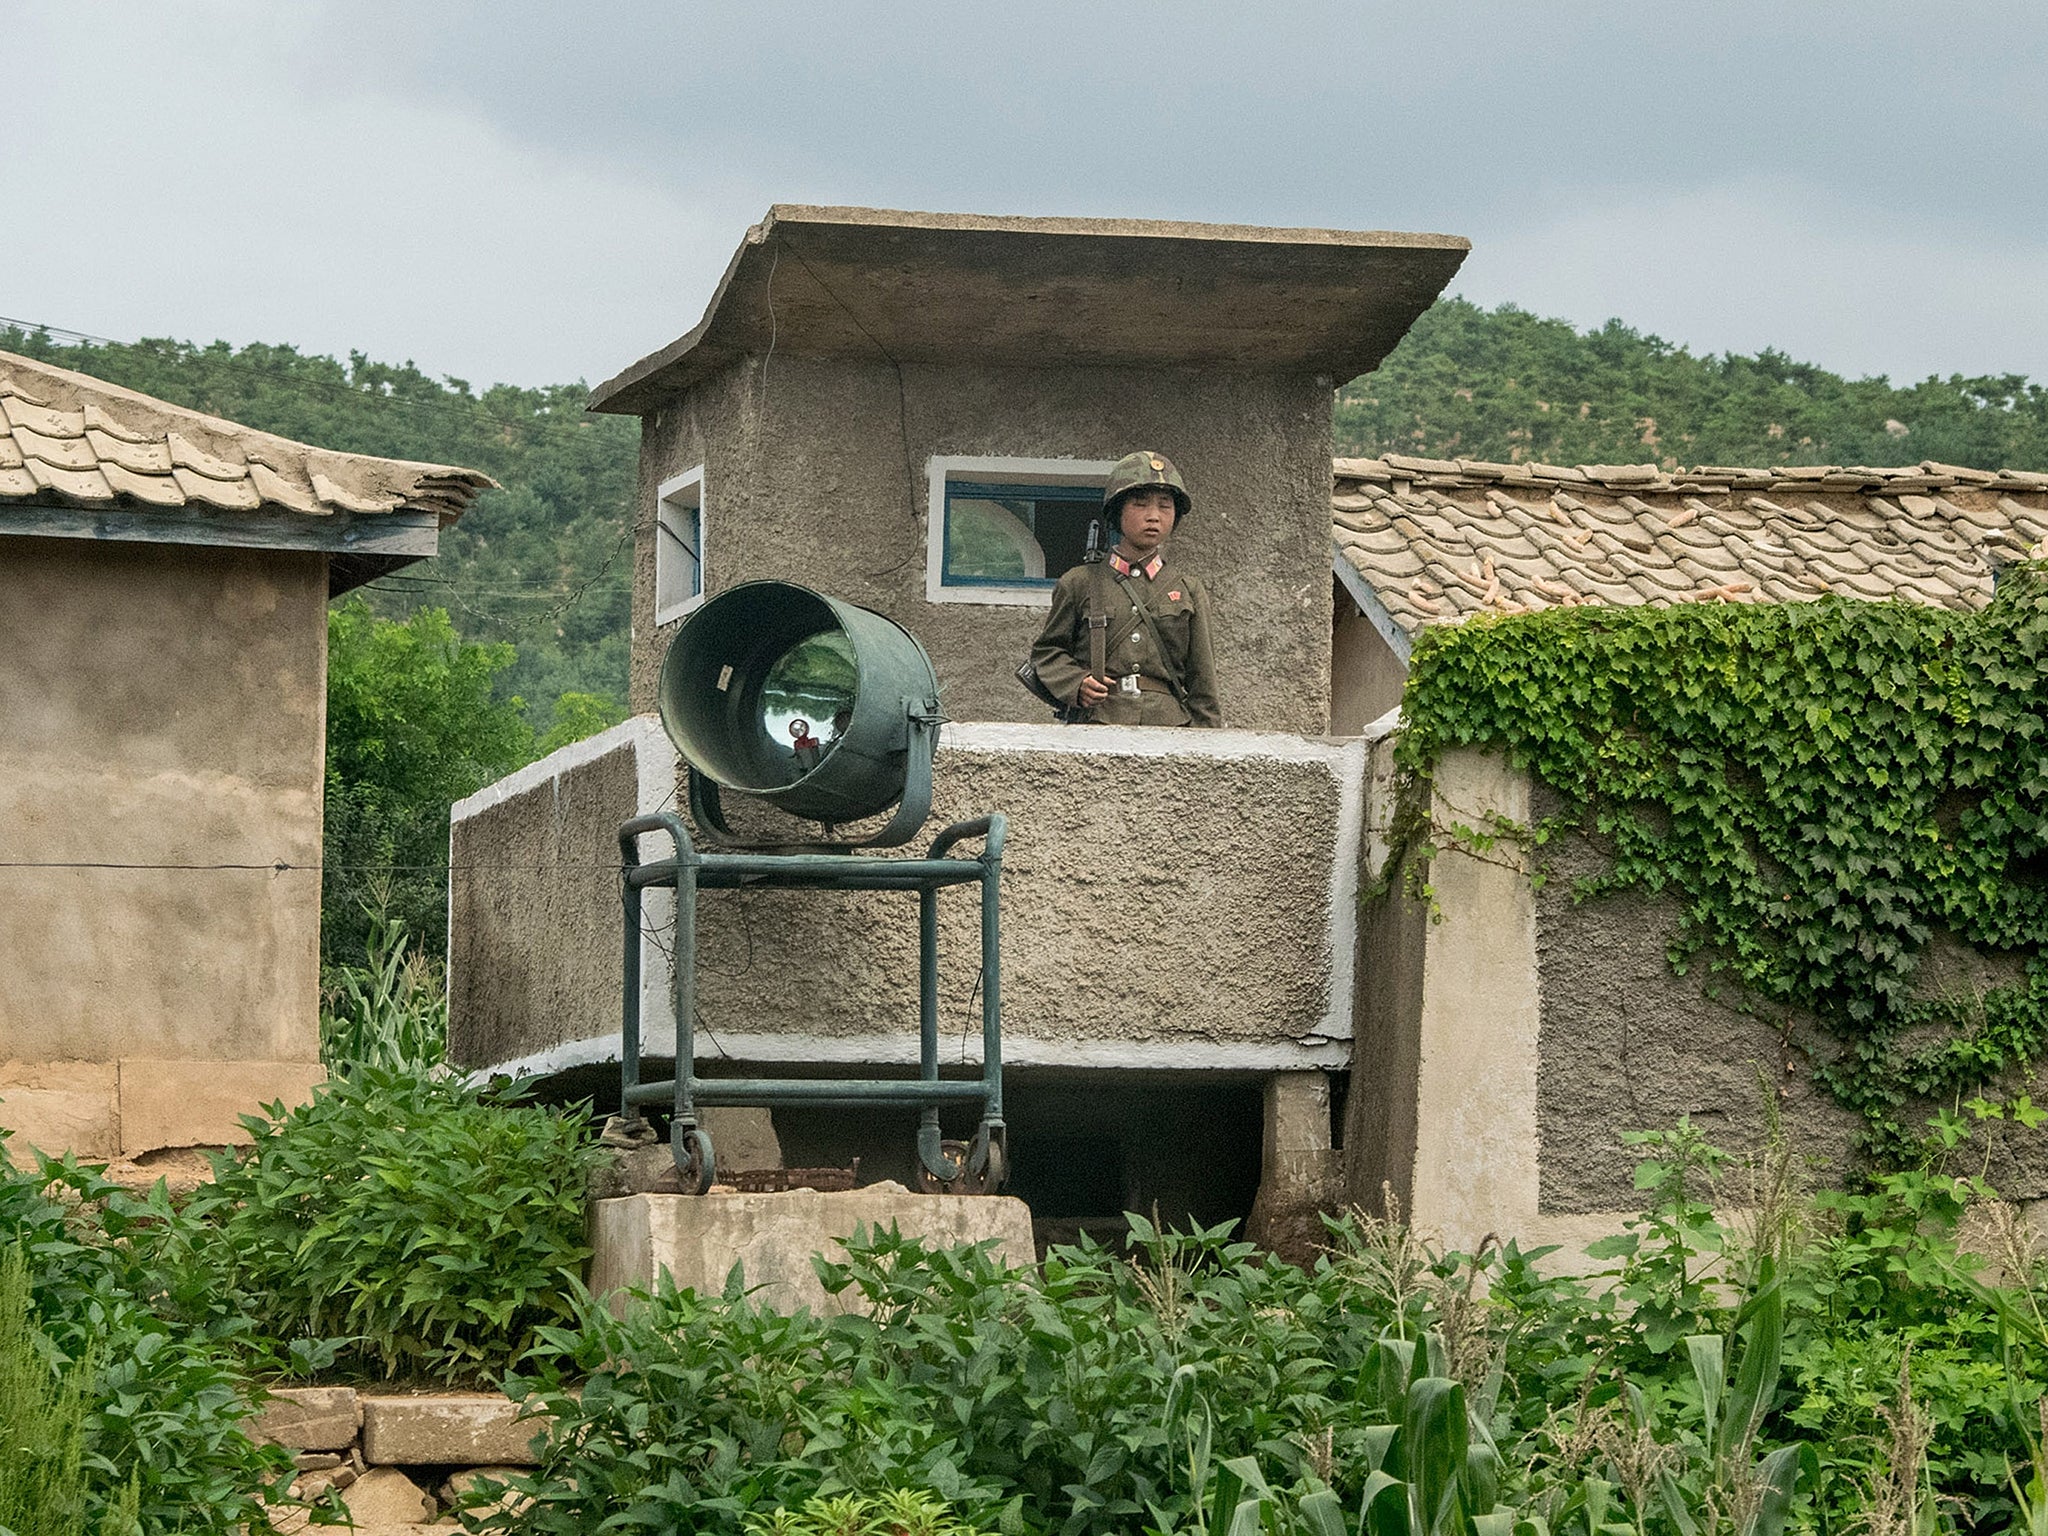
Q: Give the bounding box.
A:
[717,664,734,691]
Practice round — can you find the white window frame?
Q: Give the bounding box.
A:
[924,455,1119,608]
[654,465,707,626]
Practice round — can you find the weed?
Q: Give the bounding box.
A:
[194,1067,599,1384]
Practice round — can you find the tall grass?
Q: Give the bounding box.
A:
[318,904,447,1073]
[0,1246,137,1536]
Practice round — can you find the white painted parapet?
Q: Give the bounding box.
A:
[448,717,1372,1083]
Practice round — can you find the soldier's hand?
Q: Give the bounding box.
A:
[1076,675,1109,707]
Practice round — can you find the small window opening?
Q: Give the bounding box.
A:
[925,456,1118,607]
[656,466,706,625]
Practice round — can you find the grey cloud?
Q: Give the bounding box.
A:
[12,1,2048,387]
[301,1,2047,238]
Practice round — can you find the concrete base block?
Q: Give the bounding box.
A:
[118,1058,326,1153]
[360,1392,545,1467]
[590,1185,1037,1316]
[0,1061,119,1165]
[1248,1072,1344,1263]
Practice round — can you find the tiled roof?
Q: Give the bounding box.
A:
[0,350,495,522]
[1332,453,2048,646]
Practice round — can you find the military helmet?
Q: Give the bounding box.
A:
[1102,450,1191,521]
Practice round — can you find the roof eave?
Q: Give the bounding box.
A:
[589,205,1470,416]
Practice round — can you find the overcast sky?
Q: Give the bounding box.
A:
[10,2,2047,392]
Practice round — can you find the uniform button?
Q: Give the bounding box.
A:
[1131,633,1143,644]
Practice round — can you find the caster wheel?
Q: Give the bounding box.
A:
[672,1124,714,1196]
[915,1136,1006,1196]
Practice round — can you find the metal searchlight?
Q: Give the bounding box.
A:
[619,581,1007,1196]
[656,580,945,844]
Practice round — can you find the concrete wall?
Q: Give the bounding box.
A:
[0,537,328,1162]
[449,716,1367,1079]
[1344,746,1544,1250]
[627,356,1335,735]
[1345,746,2048,1263]
[1531,798,1864,1213]
[1329,582,1407,735]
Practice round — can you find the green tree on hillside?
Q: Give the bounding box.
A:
[322,599,533,963]
[1335,297,2048,471]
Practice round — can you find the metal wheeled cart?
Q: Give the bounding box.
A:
[617,809,1007,1195]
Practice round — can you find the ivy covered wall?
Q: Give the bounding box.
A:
[1390,567,2048,1187]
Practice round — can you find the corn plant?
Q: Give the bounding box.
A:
[2009,1405,2048,1536]
[0,1245,94,1536]
[1351,1333,1530,1536]
[1644,1261,1814,1536]
[318,904,446,1073]
[745,1489,990,1536]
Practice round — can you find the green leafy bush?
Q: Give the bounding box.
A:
[479,1114,2048,1536]
[194,1067,600,1384]
[0,1136,287,1536]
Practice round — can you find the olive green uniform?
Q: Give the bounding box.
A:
[1029,549,1222,727]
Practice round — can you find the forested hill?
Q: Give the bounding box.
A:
[1336,298,2048,471]
[8,303,2046,716]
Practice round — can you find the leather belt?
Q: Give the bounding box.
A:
[1111,674,1175,697]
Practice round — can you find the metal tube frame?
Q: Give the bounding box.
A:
[618,810,1007,1194]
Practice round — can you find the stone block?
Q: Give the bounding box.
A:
[248,1385,360,1451]
[360,1392,547,1467]
[0,1061,119,1165]
[117,1058,325,1154]
[341,1466,432,1525]
[589,1185,1037,1317]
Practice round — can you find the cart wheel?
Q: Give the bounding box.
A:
[914,1138,971,1195]
[915,1136,1006,1196]
[672,1125,714,1196]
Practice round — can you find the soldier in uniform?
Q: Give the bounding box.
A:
[1028,451,1222,727]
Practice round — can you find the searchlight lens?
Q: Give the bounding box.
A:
[760,629,858,783]
[658,581,940,825]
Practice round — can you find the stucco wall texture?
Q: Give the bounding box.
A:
[626,356,1335,736]
[448,718,1365,1079]
[1346,748,2048,1265]
[1533,830,1865,1213]
[0,537,327,1159]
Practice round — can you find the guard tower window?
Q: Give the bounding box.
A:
[925,456,1118,607]
[655,466,706,625]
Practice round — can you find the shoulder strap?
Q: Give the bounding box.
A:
[1112,570,1189,705]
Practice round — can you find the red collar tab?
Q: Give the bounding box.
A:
[1109,553,1163,579]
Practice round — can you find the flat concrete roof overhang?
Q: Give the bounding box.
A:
[589,205,1470,416]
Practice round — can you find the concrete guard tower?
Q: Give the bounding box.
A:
[452,207,1467,1253]
[593,205,1467,734]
